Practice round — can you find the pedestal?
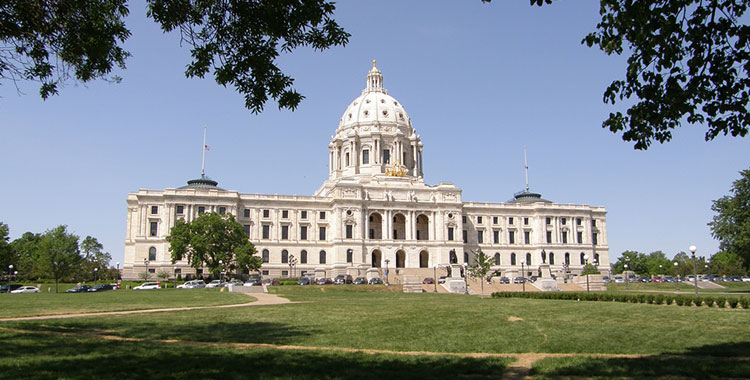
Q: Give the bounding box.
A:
[535,264,559,292]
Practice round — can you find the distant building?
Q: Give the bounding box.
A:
[123,62,610,281]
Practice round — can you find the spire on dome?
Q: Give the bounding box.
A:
[365,60,385,93]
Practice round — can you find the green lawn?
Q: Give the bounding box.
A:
[1,286,748,379]
[607,281,750,294]
[0,288,251,318]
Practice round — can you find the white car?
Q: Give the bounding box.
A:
[742,276,750,282]
[133,282,160,290]
[205,280,224,288]
[10,286,40,293]
[176,280,205,289]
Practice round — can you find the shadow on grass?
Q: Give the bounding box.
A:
[531,342,750,379]
[0,330,511,380]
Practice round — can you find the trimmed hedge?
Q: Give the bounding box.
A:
[490,291,749,309]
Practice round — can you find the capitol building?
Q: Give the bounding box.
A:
[122,62,610,282]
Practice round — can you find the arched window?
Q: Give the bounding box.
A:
[494,252,501,266]
[300,250,308,264]
[281,250,289,264]
[319,250,326,264]
[510,252,516,266]
[549,252,555,265]
[346,249,353,263]
[580,252,586,265]
[565,252,570,265]
[262,249,269,263]
[148,247,156,261]
[526,252,532,266]
[594,253,600,264]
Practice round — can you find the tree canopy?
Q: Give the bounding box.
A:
[36,225,82,292]
[468,249,493,297]
[709,168,750,271]
[167,212,260,276]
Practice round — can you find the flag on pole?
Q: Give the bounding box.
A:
[204,145,210,151]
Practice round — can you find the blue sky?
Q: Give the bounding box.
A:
[2,1,748,266]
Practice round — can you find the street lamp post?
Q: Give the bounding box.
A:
[674,261,680,293]
[218,260,224,283]
[583,254,590,294]
[94,268,98,286]
[624,264,629,289]
[116,262,120,284]
[174,266,178,288]
[463,262,469,295]
[433,265,438,293]
[7,264,13,293]
[520,260,526,293]
[690,245,698,298]
[143,259,150,281]
[384,259,390,286]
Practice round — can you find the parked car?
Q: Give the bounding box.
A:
[601,276,610,283]
[368,277,382,285]
[88,284,115,292]
[66,284,92,293]
[513,277,526,284]
[244,279,262,286]
[422,277,434,284]
[498,277,510,284]
[742,276,750,282]
[653,276,664,283]
[177,280,205,289]
[206,280,225,288]
[438,276,447,284]
[639,276,651,283]
[316,278,332,285]
[613,275,625,284]
[10,286,39,294]
[0,284,23,293]
[333,274,353,285]
[133,282,160,290]
[223,279,244,287]
[528,276,538,283]
[353,277,367,285]
[664,276,676,283]
[298,277,311,286]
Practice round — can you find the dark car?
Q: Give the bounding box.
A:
[368,277,382,285]
[333,275,353,285]
[528,276,538,283]
[0,284,23,293]
[498,277,510,284]
[353,277,367,285]
[298,277,311,286]
[438,276,447,284]
[66,285,92,293]
[87,284,115,292]
[316,278,332,285]
[423,277,434,284]
[513,277,526,284]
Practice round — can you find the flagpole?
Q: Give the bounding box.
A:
[201,126,207,177]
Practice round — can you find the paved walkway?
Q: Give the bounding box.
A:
[0,293,292,322]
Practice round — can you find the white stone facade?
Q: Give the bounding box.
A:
[123,62,610,281]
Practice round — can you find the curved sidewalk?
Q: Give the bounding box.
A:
[0,293,292,322]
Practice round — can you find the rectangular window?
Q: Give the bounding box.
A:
[493,216,498,224]
[262,270,269,276]
[345,152,350,166]
[462,230,468,244]
[383,149,390,164]
[508,217,514,225]
[263,209,270,218]
[243,209,250,218]
[176,205,184,214]
[546,217,551,225]
[198,206,205,214]
[320,211,326,220]
[524,231,530,244]
[281,270,288,277]
[462,216,467,224]
[149,221,158,237]
[148,268,155,274]
[300,226,308,240]
[301,211,307,219]
[561,217,567,225]
[448,227,454,241]
[369,229,375,239]
[477,230,484,244]
[282,210,289,219]
[363,149,369,164]
[218,206,226,215]
[319,226,326,240]
[509,231,515,244]
[546,231,552,244]
[593,233,598,245]
[244,225,250,236]
[281,225,289,240]
[493,230,499,244]
[577,231,583,244]
[477,216,483,224]
[262,225,270,239]
[576,218,582,226]
[346,225,353,239]
[393,230,398,239]
[151,206,158,214]
[562,231,568,244]
[592,219,597,227]
[524,217,529,225]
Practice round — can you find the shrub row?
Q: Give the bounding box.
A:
[490,291,750,309]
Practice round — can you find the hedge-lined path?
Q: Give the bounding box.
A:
[0,293,292,322]
[1,325,747,380]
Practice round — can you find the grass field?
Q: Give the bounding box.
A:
[1,285,748,379]
[607,281,750,294]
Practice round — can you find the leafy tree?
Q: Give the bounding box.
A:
[709,251,746,276]
[467,249,493,298]
[157,269,170,284]
[36,226,81,293]
[76,236,112,281]
[0,222,14,278]
[582,263,600,275]
[138,271,152,282]
[709,168,750,271]
[9,232,42,280]
[167,212,260,276]
[611,251,648,275]
[2,0,348,114]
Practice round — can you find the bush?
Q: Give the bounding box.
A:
[728,298,740,309]
[653,294,664,305]
[674,296,685,306]
[716,296,727,308]
[693,296,703,307]
[741,298,750,309]
[702,296,715,308]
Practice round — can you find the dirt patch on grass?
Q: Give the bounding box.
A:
[507,316,523,322]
